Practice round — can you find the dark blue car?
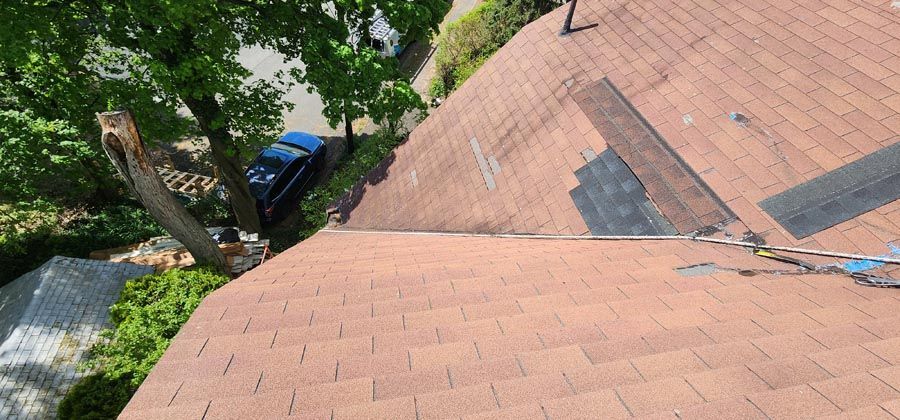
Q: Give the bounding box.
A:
[246,132,327,223]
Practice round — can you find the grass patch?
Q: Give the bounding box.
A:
[58,267,231,419]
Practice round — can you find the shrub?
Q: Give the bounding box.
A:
[60,267,229,418]
[431,1,498,96]
[430,0,562,98]
[185,192,236,227]
[0,202,166,288]
[57,373,134,420]
[295,128,404,242]
[91,267,231,385]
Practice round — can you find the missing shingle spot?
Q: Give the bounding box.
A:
[469,137,496,191]
[682,114,693,126]
[580,148,598,162]
[410,170,419,187]
[675,263,719,277]
[564,78,575,89]
[729,112,751,127]
[488,156,501,175]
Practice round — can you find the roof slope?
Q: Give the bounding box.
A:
[121,230,900,419]
[338,0,900,256]
[122,0,900,418]
[1,257,153,418]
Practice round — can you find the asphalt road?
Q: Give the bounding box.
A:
[237,0,482,136]
[173,1,481,162]
[237,45,342,137]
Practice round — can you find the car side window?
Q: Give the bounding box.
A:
[268,162,297,198]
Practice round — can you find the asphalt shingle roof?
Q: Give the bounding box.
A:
[121,0,900,418]
[121,231,900,419]
[337,0,900,256]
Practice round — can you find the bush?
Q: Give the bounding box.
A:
[91,267,231,385]
[430,0,562,98]
[0,202,166,288]
[185,192,236,227]
[60,267,230,418]
[431,1,498,96]
[57,373,134,420]
[294,128,404,242]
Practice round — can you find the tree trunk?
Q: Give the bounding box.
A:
[96,110,228,273]
[182,96,262,234]
[344,104,355,154]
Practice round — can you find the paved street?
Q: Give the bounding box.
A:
[174,1,482,166]
[238,0,482,137]
[238,46,347,137]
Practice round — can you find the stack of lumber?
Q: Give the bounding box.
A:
[89,228,270,275]
[224,231,270,275]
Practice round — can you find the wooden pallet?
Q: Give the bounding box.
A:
[156,167,217,196]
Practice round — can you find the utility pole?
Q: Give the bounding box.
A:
[560,0,578,35]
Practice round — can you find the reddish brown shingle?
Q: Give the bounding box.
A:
[121,0,900,418]
[335,0,900,256]
[120,231,900,419]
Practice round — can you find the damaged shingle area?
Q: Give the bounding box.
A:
[120,0,900,418]
[760,142,900,239]
[573,78,735,234]
[570,148,677,236]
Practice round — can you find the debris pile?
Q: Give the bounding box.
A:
[89,227,269,275]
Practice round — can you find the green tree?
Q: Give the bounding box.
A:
[0,110,105,203]
[0,1,184,203]
[1,0,448,228]
[0,0,301,232]
[279,0,449,152]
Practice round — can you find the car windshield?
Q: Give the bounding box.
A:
[246,149,290,198]
[254,149,289,171]
[246,165,276,198]
[271,142,310,157]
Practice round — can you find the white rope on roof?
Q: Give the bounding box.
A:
[320,228,900,265]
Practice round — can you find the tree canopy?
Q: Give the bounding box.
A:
[1,0,448,229]
[271,0,450,150]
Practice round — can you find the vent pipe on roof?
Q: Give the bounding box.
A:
[560,0,578,35]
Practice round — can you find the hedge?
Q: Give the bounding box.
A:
[430,0,563,98]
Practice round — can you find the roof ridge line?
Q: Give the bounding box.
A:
[320,228,900,266]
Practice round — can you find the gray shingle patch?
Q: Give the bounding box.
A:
[569,148,677,236]
[759,141,900,239]
[488,156,501,176]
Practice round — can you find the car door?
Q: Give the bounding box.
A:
[292,158,316,199]
[266,164,294,208]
